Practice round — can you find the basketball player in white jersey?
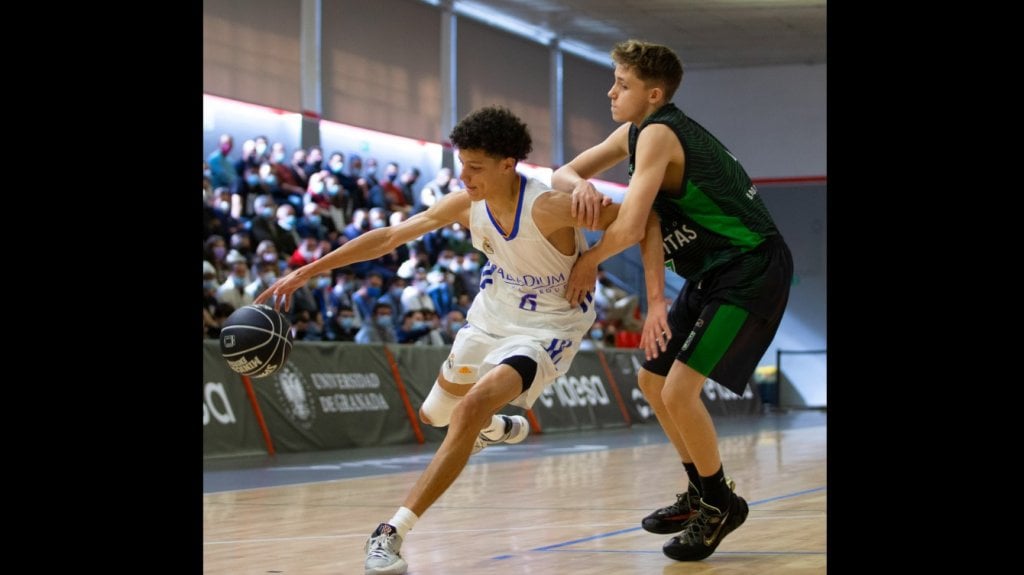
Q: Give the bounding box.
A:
[256,106,667,575]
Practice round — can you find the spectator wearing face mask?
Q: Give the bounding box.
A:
[355,302,397,344]
[401,268,436,314]
[289,148,309,191]
[299,202,336,241]
[208,134,237,190]
[426,268,455,317]
[232,163,266,219]
[328,304,360,342]
[233,139,259,181]
[291,309,323,341]
[271,204,300,257]
[269,142,306,201]
[415,168,452,215]
[352,272,386,322]
[245,261,279,300]
[304,146,324,175]
[204,234,229,283]
[377,277,408,328]
[307,271,335,325]
[317,173,354,230]
[440,309,465,345]
[440,223,473,254]
[290,237,324,268]
[215,250,254,309]
[370,162,410,213]
[205,187,243,239]
[396,309,432,344]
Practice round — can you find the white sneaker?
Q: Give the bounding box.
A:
[364,523,408,575]
[472,415,529,454]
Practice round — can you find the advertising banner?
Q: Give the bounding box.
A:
[602,347,762,420]
[249,342,417,452]
[203,342,268,458]
[529,351,630,432]
[386,344,451,443]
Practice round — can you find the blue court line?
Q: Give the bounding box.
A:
[519,485,827,555]
[542,549,825,556]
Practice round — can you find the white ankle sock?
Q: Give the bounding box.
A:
[388,507,419,539]
[479,415,508,440]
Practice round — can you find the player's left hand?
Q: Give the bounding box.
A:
[566,257,597,306]
[254,268,310,312]
[639,298,672,361]
[571,180,613,229]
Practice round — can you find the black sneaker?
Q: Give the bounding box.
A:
[661,493,749,561]
[641,476,736,534]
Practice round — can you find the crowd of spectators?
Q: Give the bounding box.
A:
[203,132,643,350]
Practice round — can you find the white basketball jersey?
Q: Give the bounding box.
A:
[466,175,596,342]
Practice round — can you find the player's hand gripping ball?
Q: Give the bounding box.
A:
[219,304,294,378]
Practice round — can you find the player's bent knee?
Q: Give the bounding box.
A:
[499,355,538,394]
[420,382,461,427]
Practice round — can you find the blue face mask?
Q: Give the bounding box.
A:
[591,329,603,340]
[449,321,464,332]
[371,220,386,229]
[389,288,404,300]
[327,184,340,196]
[317,277,331,289]
[366,286,382,298]
[340,317,355,329]
[281,215,297,229]
[308,215,321,225]
[263,174,278,186]
[376,315,392,327]
[203,279,217,292]
[246,174,260,186]
[259,207,274,218]
[261,273,277,284]
[330,163,344,174]
[271,152,285,163]
[231,275,246,287]
[312,181,325,194]
[412,321,428,331]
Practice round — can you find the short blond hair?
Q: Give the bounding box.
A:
[611,40,684,101]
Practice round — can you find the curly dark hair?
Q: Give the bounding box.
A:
[611,40,684,101]
[449,106,532,161]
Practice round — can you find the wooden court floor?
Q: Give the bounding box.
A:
[203,416,826,574]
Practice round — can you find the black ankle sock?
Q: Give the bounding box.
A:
[699,465,730,510]
[682,462,701,495]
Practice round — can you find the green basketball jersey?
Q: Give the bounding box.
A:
[629,103,779,281]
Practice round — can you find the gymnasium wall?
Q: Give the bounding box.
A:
[678,64,827,180]
[202,0,826,181]
[201,0,827,407]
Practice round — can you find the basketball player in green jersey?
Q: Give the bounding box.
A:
[553,39,794,562]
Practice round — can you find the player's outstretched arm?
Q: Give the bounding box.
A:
[255,191,471,311]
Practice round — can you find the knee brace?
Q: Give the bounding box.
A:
[500,355,538,393]
[420,382,461,427]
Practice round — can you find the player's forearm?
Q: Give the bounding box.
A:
[296,228,395,279]
[583,217,645,267]
[552,165,584,192]
[640,211,666,302]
